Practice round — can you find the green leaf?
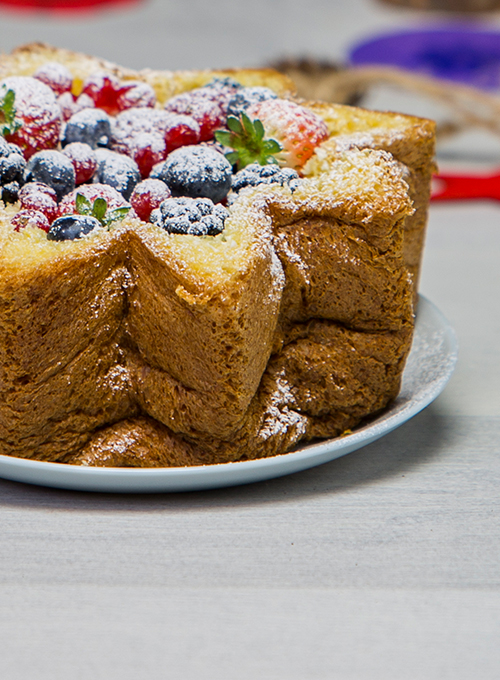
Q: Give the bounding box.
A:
[92,197,108,223]
[0,86,21,138]
[103,206,130,229]
[215,112,283,170]
[75,193,92,215]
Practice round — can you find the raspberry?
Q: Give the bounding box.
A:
[151,144,232,204]
[19,181,57,202]
[164,88,226,143]
[81,72,122,116]
[19,190,58,223]
[246,99,329,170]
[57,92,77,122]
[130,178,171,221]
[62,142,97,184]
[11,209,50,233]
[112,109,200,167]
[34,62,73,96]
[150,196,228,236]
[0,76,62,159]
[116,81,156,111]
[58,184,131,219]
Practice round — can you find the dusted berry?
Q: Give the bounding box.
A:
[151,145,232,204]
[58,183,131,218]
[47,214,101,241]
[130,178,171,221]
[94,149,140,200]
[227,86,277,117]
[11,209,50,232]
[62,108,112,149]
[231,162,299,192]
[1,181,20,204]
[81,72,122,116]
[62,142,97,184]
[20,190,58,223]
[34,62,73,96]
[246,99,329,170]
[164,89,226,142]
[116,81,156,111]
[57,92,77,122]
[23,150,75,201]
[163,114,200,151]
[0,138,26,185]
[151,196,227,236]
[0,76,62,159]
[19,181,57,202]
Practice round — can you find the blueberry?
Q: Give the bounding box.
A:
[151,145,232,204]
[62,109,112,149]
[47,214,101,241]
[23,150,75,201]
[226,87,278,118]
[1,181,20,204]
[0,151,26,185]
[151,196,228,236]
[231,162,299,193]
[94,149,140,200]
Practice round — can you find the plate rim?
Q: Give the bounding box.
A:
[0,295,458,493]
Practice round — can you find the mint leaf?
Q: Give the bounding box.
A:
[92,197,107,223]
[75,193,92,215]
[103,206,130,229]
[0,86,21,138]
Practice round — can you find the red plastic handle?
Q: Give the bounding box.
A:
[432,172,500,202]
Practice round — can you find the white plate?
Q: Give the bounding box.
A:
[0,296,457,493]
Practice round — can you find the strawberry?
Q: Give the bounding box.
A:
[11,209,50,233]
[246,99,329,170]
[62,142,97,184]
[0,77,62,159]
[34,62,73,96]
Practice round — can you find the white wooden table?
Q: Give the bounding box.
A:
[1,1,499,678]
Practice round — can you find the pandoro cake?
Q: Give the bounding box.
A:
[0,43,435,467]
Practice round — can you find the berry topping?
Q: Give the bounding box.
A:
[150,196,228,236]
[1,181,20,204]
[0,77,62,159]
[62,142,97,184]
[94,148,140,200]
[23,150,76,201]
[116,81,156,111]
[34,62,73,96]
[0,137,26,186]
[231,162,300,193]
[58,183,131,219]
[215,112,282,170]
[151,144,232,204]
[163,114,200,152]
[62,108,112,149]
[57,92,78,122]
[246,99,329,170]
[73,191,130,228]
[130,178,171,221]
[19,181,58,202]
[81,72,122,115]
[19,190,58,223]
[227,86,278,117]
[164,87,227,143]
[11,209,50,233]
[47,214,102,241]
